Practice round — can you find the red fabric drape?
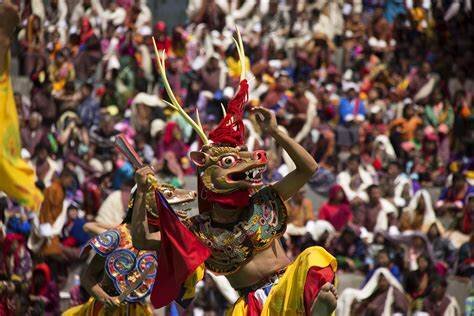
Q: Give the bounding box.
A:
[150,191,211,308]
[304,266,335,315]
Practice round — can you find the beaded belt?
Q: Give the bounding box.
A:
[236,267,287,297]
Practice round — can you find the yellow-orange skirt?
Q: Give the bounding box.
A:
[228,246,337,315]
[62,297,152,316]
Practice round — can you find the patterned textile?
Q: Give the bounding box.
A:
[184,186,287,274]
[85,225,158,303]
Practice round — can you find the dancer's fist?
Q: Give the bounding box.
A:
[250,107,277,133]
[135,166,154,191]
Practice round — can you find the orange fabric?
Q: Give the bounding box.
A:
[399,211,424,231]
[287,198,314,227]
[39,180,64,224]
[390,116,423,141]
[39,180,65,256]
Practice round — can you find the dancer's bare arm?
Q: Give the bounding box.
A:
[252,107,318,201]
[0,1,19,75]
[81,254,121,307]
[130,166,161,250]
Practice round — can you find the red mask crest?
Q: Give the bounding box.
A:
[208,79,249,147]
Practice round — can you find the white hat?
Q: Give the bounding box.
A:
[107,55,121,71]
[191,56,206,71]
[138,25,152,36]
[329,93,340,102]
[132,92,166,108]
[252,23,262,33]
[370,105,382,114]
[150,119,166,138]
[305,220,335,242]
[223,87,234,99]
[343,69,353,81]
[211,30,223,47]
[201,91,214,99]
[342,81,359,92]
[403,97,412,105]
[21,148,31,160]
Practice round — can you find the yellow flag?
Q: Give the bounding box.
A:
[0,57,43,210]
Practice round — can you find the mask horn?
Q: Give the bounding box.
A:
[152,38,209,145]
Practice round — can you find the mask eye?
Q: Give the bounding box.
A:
[219,155,237,168]
[163,189,173,198]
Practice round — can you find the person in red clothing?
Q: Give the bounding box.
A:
[460,193,474,234]
[153,21,171,53]
[28,263,60,315]
[318,184,353,231]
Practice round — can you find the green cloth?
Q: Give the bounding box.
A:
[425,105,454,128]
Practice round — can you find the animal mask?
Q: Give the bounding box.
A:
[190,145,268,194]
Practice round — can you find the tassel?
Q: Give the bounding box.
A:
[208,80,249,146]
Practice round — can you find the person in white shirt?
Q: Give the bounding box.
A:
[337,154,373,203]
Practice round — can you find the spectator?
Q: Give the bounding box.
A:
[20,14,45,76]
[426,221,457,272]
[135,133,155,164]
[421,277,460,315]
[364,248,402,283]
[28,263,60,315]
[399,189,436,232]
[77,83,100,128]
[337,85,366,148]
[456,233,474,278]
[21,111,47,155]
[89,113,119,165]
[48,49,75,93]
[405,254,434,303]
[338,268,409,316]
[318,184,353,231]
[336,154,373,203]
[437,172,474,217]
[28,167,74,291]
[303,220,335,249]
[286,189,314,230]
[330,226,366,272]
[460,193,474,234]
[383,160,414,208]
[193,274,230,314]
[5,208,31,236]
[390,102,423,143]
[285,189,314,256]
[32,143,60,188]
[61,205,90,251]
[352,184,398,233]
[2,233,33,282]
[74,17,101,80]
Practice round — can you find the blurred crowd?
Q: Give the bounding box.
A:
[0,0,473,314]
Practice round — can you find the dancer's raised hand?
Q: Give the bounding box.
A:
[250,107,278,134]
[135,166,155,191]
